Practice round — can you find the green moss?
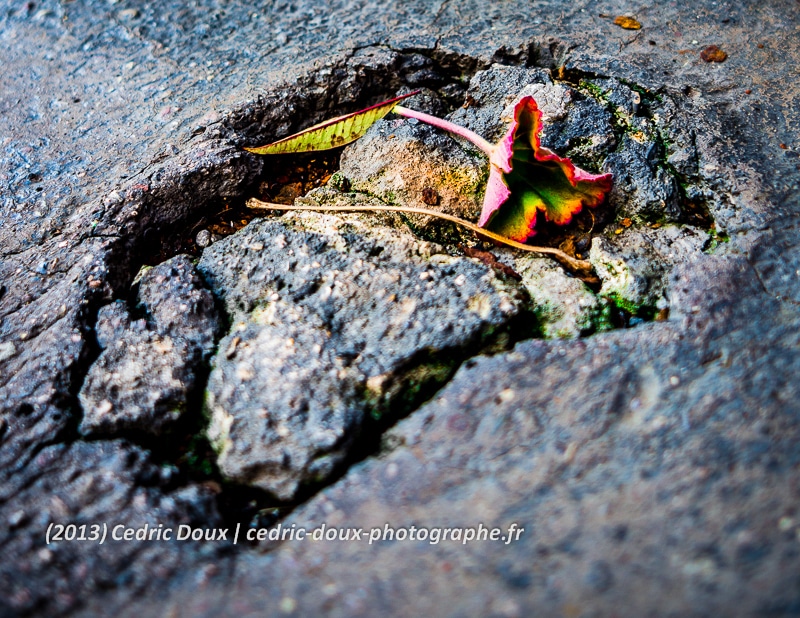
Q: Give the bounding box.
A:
[619,78,664,104]
[704,227,730,253]
[565,135,607,172]
[178,433,217,478]
[604,291,639,315]
[441,161,488,197]
[328,171,351,192]
[602,292,657,321]
[365,359,457,420]
[201,389,214,421]
[532,301,558,325]
[579,80,610,103]
[589,299,617,333]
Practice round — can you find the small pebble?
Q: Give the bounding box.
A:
[701,45,727,63]
[421,187,440,205]
[8,510,26,528]
[196,229,212,248]
[279,597,296,613]
[614,15,641,30]
[497,388,515,403]
[0,342,17,362]
[95,400,113,415]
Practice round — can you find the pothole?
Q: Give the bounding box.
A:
[142,149,344,265]
[75,43,729,540]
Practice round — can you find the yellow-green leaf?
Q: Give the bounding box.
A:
[245,91,420,155]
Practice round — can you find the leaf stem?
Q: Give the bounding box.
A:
[246,198,593,276]
[393,105,495,157]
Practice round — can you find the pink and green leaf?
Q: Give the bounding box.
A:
[245,91,420,154]
[479,96,613,241]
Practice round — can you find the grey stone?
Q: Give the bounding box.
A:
[79,255,219,436]
[586,560,615,593]
[198,211,526,500]
[0,440,224,617]
[397,86,451,117]
[195,229,212,248]
[604,134,682,224]
[136,255,219,356]
[339,115,488,245]
[495,249,602,338]
[539,96,617,172]
[589,225,708,314]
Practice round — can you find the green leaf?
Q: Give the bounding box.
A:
[245,91,420,154]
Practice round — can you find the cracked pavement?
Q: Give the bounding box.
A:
[1,0,800,615]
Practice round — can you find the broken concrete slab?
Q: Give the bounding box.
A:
[198,212,526,500]
[589,224,709,316]
[79,255,220,436]
[140,254,800,618]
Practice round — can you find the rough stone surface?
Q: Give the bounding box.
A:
[498,251,602,338]
[1,0,799,616]
[79,255,220,436]
[0,440,224,617]
[198,212,525,500]
[589,225,709,314]
[603,133,683,223]
[339,116,488,244]
[448,65,565,142]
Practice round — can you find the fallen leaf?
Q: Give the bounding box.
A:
[614,16,642,30]
[245,91,420,154]
[479,97,613,242]
[700,45,727,62]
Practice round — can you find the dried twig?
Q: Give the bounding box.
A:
[246,197,594,276]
